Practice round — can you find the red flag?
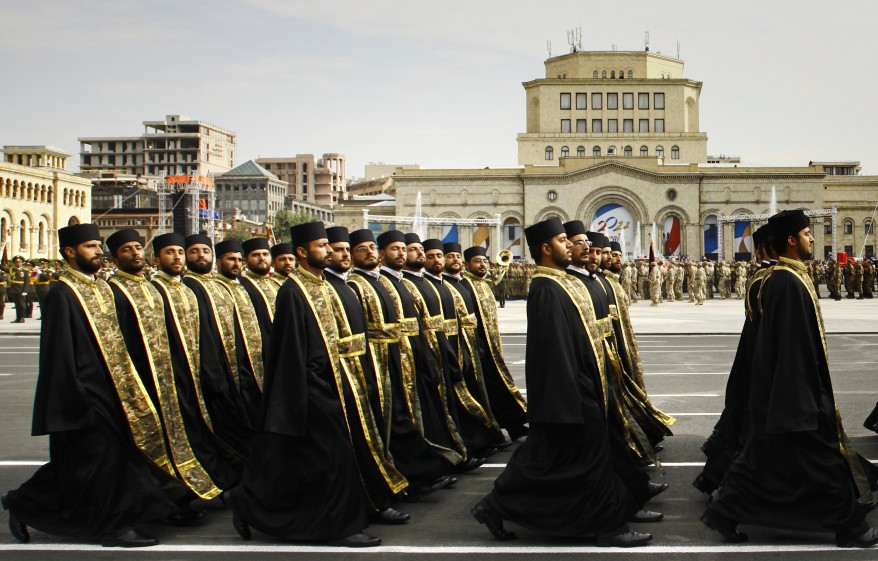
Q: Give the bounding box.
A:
[1,245,7,268]
[649,240,656,263]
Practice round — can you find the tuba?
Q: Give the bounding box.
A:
[493,250,512,285]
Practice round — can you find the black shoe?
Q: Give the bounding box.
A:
[837,527,878,548]
[1,494,29,544]
[471,502,516,541]
[492,440,514,451]
[12,319,25,324]
[507,426,529,441]
[596,528,653,547]
[101,527,159,548]
[231,505,251,540]
[692,474,718,495]
[455,457,485,473]
[701,510,748,542]
[328,532,382,548]
[631,509,663,523]
[647,482,669,498]
[402,475,453,501]
[369,507,410,525]
[442,476,459,488]
[164,507,206,527]
[653,444,664,453]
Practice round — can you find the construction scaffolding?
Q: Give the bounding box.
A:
[716,205,837,260]
[156,172,217,240]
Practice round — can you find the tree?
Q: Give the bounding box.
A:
[272,210,319,242]
[224,221,252,242]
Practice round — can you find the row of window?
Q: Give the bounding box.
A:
[561,118,665,133]
[1,177,86,207]
[593,69,633,80]
[560,92,665,111]
[838,220,873,235]
[545,145,681,159]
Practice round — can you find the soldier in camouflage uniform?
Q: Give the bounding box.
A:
[832,260,844,300]
[844,260,855,299]
[692,262,705,305]
[854,260,864,299]
[734,262,748,299]
[863,260,875,298]
[664,261,675,302]
[717,261,731,299]
[0,266,7,320]
[637,261,649,300]
[704,260,715,299]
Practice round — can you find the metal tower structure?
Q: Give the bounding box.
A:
[156,172,216,239]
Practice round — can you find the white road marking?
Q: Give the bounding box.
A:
[645,372,728,376]
[649,393,719,397]
[665,413,721,416]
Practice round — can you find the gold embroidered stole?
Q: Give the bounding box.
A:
[346,273,396,431]
[776,257,873,504]
[184,272,241,390]
[462,272,527,413]
[109,272,221,499]
[745,267,771,322]
[59,272,174,478]
[268,272,289,289]
[152,273,212,430]
[325,280,408,494]
[243,270,279,321]
[377,274,423,433]
[401,276,467,459]
[214,275,264,391]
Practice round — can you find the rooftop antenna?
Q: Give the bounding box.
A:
[644,30,650,52]
[546,40,553,58]
[567,27,582,53]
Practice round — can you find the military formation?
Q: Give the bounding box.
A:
[3,216,878,550]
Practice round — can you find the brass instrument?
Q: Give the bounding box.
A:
[493,249,512,285]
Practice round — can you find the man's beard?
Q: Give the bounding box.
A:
[249,262,271,275]
[306,251,327,270]
[119,260,145,275]
[187,259,213,275]
[160,262,184,276]
[354,256,378,270]
[75,252,102,274]
[551,247,572,268]
[406,258,425,270]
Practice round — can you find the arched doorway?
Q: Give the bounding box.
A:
[502,217,522,259]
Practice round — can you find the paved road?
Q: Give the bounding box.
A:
[2,332,878,560]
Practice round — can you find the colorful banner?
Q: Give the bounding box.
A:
[734,221,753,254]
[663,215,681,256]
[503,223,522,258]
[472,224,490,249]
[441,224,459,244]
[703,216,718,255]
[591,203,636,254]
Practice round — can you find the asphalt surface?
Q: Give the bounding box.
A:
[2,328,878,560]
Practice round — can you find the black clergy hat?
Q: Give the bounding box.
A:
[152,232,185,254]
[585,231,603,247]
[463,246,488,261]
[349,229,375,248]
[525,217,565,249]
[185,233,212,249]
[214,239,243,257]
[326,226,350,244]
[753,224,769,248]
[422,239,444,252]
[443,242,462,254]
[377,230,405,249]
[242,237,270,256]
[58,223,101,252]
[563,220,587,237]
[768,209,810,239]
[270,242,293,258]
[404,233,422,246]
[610,240,622,252]
[600,234,611,248]
[106,229,144,256]
[290,221,327,246]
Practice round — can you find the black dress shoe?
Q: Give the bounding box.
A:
[401,475,452,501]
[442,476,458,488]
[328,532,382,548]
[454,457,485,473]
[630,509,663,523]
[701,510,748,543]
[653,444,664,453]
[595,528,653,547]
[837,527,878,548]
[369,507,410,525]
[100,527,159,548]
[471,502,516,541]
[647,482,669,498]
[232,506,251,540]
[1,494,29,545]
[12,319,25,324]
[491,440,514,451]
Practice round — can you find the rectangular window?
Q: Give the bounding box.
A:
[845,245,854,256]
[623,93,634,109]
[560,93,571,110]
[607,93,618,110]
[607,119,618,133]
[561,119,571,133]
[655,119,665,132]
[824,222,832,234]
[654,93,665,109]
[576,119,587,133]
[576,93,587,110]
[591,93,602,110]
[623,119,634,132]
[824,246,833,259]
[639,119,649,132]
[867,245,875,257]
[638,93,649,109]
[592,119,602,133]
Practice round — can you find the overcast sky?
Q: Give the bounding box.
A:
[2,0,876,177]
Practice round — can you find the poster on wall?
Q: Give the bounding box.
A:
[703,216,718,258]
[472,224,490,250]
[503,223,522,258]
[591,203,637,256]
[734,221,753,254]
[441,224,459,243]
[663,215,681,257]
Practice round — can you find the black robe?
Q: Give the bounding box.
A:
[239,274,273,362]
[458,276,528,439]
[4,280,174,539]
[566,268,650,505]
[349,270,451,484]
[481,271,639,536]
[231,271,367,540]
[696,263,769,494]
[707,260,874,534]
[326,271,403,511]
[182,276,253,458]
[426,273,503,455]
